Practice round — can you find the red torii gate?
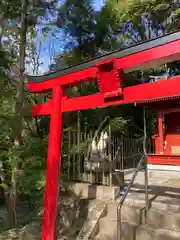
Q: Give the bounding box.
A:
[27,31,180,240]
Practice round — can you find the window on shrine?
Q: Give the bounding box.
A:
[165,113,180,134]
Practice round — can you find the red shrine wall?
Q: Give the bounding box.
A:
[149,111,180,165]
[164,112,180,155]
[152,136,162,154]
[153,112,180,155]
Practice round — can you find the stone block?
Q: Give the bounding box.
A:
[112,170,124,187]
[70,183,120,201]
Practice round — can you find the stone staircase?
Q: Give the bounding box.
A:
[94,177,180,239]
[95,200,180,239]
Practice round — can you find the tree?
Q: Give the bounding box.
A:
[56,0,123,65]
[0,0,59,230]
[105,0,180,43]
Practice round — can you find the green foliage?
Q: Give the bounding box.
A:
[106,117,128,133]
[105,0,179,43]
[18,136,48,210]
[69,138,92,155]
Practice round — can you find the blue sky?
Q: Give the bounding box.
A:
[93,0,105,11]
[31,0,105,75]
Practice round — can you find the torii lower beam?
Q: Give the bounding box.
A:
[32,76,180,116]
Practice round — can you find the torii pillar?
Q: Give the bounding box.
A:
[42,86,63,239]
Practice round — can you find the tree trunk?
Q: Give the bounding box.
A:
[14,0,28,146]
[6,168,18,228]
[7,0,28,228]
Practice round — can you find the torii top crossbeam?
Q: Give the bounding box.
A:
[27,31,180,240]
[28,31,180,115]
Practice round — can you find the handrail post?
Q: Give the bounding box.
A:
[143,108,149,211]
[117,154,145,240]
[117,109,149,240]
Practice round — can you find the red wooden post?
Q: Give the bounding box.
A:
[42,86,63,240]
[158,111,164,154]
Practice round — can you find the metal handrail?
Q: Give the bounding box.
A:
[117,154,148,239]
[117,107,149,240]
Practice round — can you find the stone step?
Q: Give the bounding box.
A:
[122,203,180,231]
[96,221,180,240]
[95,199,180,239]
[136,224,180,240]
[145,208,180,231]
[121,193,180,212]
[97,199,180,228]
[123,221,180,240]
